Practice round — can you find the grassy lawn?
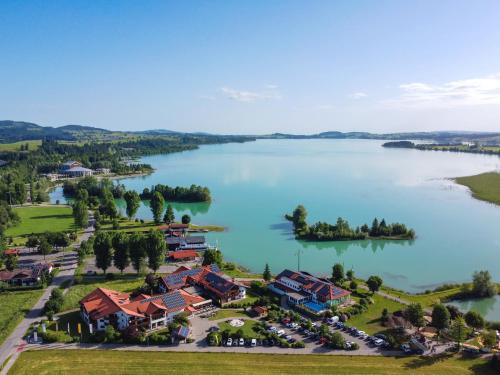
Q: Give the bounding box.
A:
[9,350,495,374]
[346,292,405,335]
[100,218,159,233]
[0,140,42,152]
[380,286,462,309]
[61,276,144,311]
[209,309,249,321]
[0,289,44,345]
[218,319,263,339]
[455,172,500,206]
[5,206,76,238]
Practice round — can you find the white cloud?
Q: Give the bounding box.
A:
[388,73,500,108]
[220,86,281,102]
[349,92,368,99]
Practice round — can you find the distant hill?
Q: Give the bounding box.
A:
[2,120,500,145]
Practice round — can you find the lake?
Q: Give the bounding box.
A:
[51,139,500,295]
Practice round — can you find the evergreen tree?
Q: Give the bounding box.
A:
[72,200,89,228]
[369,218,379,236]
[129,232,146,275]
[150,191,164,224]
[263,263,272,282]
[145,229,166,273]
[464,311,485,329]
[123,190,141,219]
[112,232,130,274]
[331,263,345,284]
[450,317,468,349]
[94,231,113,274]
[163,204,175,224]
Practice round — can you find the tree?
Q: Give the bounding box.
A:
[369,218,379,236]
[381,308,389,323]
[181,214,191,225]
[202,249,223,267]
[123,190,141,219]
[4,254,18,271]
[349,280,358,290]
[331,263,345,284]
[464,311,485,329]
[145,229,166,273]
[346,269,354,281]
[150,191,164,224]
[405,303,425,329]
[366,275,383,294]
[285,205,309,235]
[472,270,497,298]
[263,263,272,282]
[112,232,130,274]
[163,204,175,224]
[93,231,113,274]
[38,237,53,260]
[26,235,39,253]
[450,317,468,349]
[431,304,450,339]
[482,330,497,348]
[100,189,117,219]
[129,232,146,275]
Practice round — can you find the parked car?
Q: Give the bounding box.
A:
[251,338,257,347]
[327,316,339,325]
[285,335,292,341]
[239,338,245,346]
[226,338,232,346]
[288,338,296,343]
[375,334,387,340]
[401,344,412,354]
[374,339,385,347]
[277,329,285,336]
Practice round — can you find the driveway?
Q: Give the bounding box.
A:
[0,221,94,375]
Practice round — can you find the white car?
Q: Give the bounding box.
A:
[239,338,245,346]
[327,316,339,325]
[277,329,285,336]
[251,338,257,347]
[374,339,385,346]
[226,338,232,346]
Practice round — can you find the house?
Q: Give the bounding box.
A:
[249,305,268,318]
[165,236,207,251]
[268,269,351,314]
[95,168,111,175]
[168,250,197,262]
[0,263,52,287]
[158,264,246,305]
[79,287,208,332]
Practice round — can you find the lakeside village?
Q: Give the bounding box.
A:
[0,160,499,366]
[4,219,499,358]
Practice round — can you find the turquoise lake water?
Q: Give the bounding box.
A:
[51,139,500,297]
[448,296,500,322]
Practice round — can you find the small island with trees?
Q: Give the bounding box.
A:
[285,205,415,241]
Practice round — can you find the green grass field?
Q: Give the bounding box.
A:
[61,276,144,311]
[8,350,495,374]
[455,172,500,206]
[346,293,405,335]
[0,289,44,345]
[379,286,462,309]
[5,206,76,238]
[209,309,249,321]
[218,320,263,339]
[0,140,42,152]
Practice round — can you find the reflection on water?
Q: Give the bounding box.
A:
[448,295,500,322]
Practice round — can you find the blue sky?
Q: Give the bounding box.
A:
[1,0,500,134]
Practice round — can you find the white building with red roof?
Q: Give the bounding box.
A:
[80,287,208,332]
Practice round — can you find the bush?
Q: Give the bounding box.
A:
[104,325,121,343]
[40,330,73,343]
[293,340,305,348]
[347,342,359,350]
[328,332,345,349]
[148,331,170,345]
[105,273,116,280]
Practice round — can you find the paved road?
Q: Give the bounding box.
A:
[0,222,94,375]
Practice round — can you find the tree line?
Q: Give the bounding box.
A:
[285,205,415,241]
[140,184,211,203]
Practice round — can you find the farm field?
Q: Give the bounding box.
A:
[0,289,44,345]
[8,350,495,375]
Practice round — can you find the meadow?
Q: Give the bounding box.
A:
[0,289,44,345]
[5,205,75,238]
[455,172,500,206]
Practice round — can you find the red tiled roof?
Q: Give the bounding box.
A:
[4,249,20,256]
[169,250,197,260]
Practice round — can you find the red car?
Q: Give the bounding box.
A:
[282,318,291,324]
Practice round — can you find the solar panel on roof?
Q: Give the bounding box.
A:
[162,291,186,309]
